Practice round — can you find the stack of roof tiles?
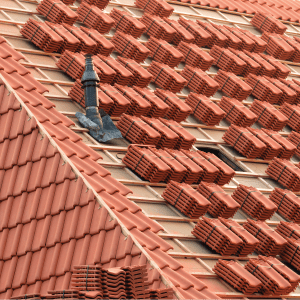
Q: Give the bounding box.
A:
[197,182,240,218]
[278,78,300,103]
[177,42,214,70]
[148,61,186,93]
[36,0,78,25]
[140,14,176,42]
[280,103,300,132]
[213,260,262,294]
[276,220,300,240]
[251,12,287,34]
[135,0,174,17]
[214,70,252,101]
[232,184,277,220]
[83,0,110,10]
[281,35,300,63]
[287,131,300,157]
[147,288,173,299]
[271,189,300,222]
[110,9,146,38]
[260,53,290,79]
[46,290,80,299]
[181,66,219,96]
[266,158,300,192]
[211,23,242,49]
[244,219,287,256]
[112,32,149,63]
[281,238,300,271]
[154,88,191,122]
[250,100,287,131]
[145,37,183,67]
[77,2,115,34]
[185,93,225,126]
[219,96,257,127]
[245,258,291,295]
[102,268,126,299]
[192,217,243,256]
[220,218,259,256]
[162,181,210,218]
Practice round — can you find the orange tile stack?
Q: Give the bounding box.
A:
[251,12,287,34]
[260,53,290,79]
[281,238,300,271]
[82,0,110,10]
[287,131,300,157]
[212,24,242,49]
[280,103,300,132]
[281,35,300,63]
[46,290,80,299]
[135,0,174,17]
[102,268,126,299]
[147,288,173,299]
[278,79,300,104]
[276,221,300,239]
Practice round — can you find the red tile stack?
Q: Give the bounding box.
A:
[220,218,259,256]
[192,217,243,256]
[148,61,186,93]
[36,0,78,25]
[251,12,287,34]
[186,93,225,126]
[117,57,152,87]
[281,35,300,63]
[287,131,300,157]
[102,268,126,299]
[181,66,219,96]
[280,103,300,132]
[214,70,252,101]
[147,288,173,299]
[154,88,191,122]
[177,42,214,70]
[82,0,110,10]
[46,290,80,299]
[223,125,266,159]
[178,18,212,47]
[259,53,290,79]
[117,114,160,144]
[123,145,171,182]
[279,79,300,104]
[21,19,64,53]
[140,14,176,42]
[162,181,210,217]
[266,158,300,192]
[232,184,277,220]
[276,221,300,240]
[77,2,115,34]
[145,37,183,67]
[111,32,150,63]
[197,182,240,218]
[135,0,174,17]
[245,258,291,295]
[219,96,257,127]
[212,24,242,50]
[213,260,262,294]
[110,9,146,38]
[243,219,287,256]
[281,238,300,271]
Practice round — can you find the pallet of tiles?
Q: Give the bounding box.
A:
[278,79,300,104]
[280,103,300,132]
[260,53,290,79]
[287,131,300,157]
[276,221,300,239]
[281,35,300,63]
[281,238,300,271]
[251,12,287,34]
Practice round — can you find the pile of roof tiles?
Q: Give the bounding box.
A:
[212,23,242,50]
[192,217,243,256]
[117,57,152,87]
[213,260,262,294]
[260,53,290,79]
[110,9,145,38]
[270,189,300,222]
[251,12,287,34]
[281,35,300,63]
[232,184,277,220]
[197,182,239,218]
[140,14,176,42]
[244,219,287,256]
[236,27,267,53]
[147,288,173,299]
[266,158,300,192]
[154,88,191,122]
[250,100,287,131]
[181,66,219,96]
[45,290,81,299]
[186,93,225,126]
[145,37,183,67]
[280,103,300,132]
[287,131,300,157]
[214,70,252,101]
[162,181,210,218]
[77,2,115,34]
[220,218,259,256]
[245,52,276,78]
[279,78,300,103]
[219,96,257,127]
[177,42,214,70]
[111,32,149,63]
[281,238,300,271]
[83,0,110,10]
[148,61,186,93]
[276,221,300,240]
[36,0,78,25]
[135,0,174,17]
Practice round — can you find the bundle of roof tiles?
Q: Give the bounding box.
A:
[260,53,290,79]
[281,35,300,63]
[145,37,183,67]
[147,288,173,299]
[232,184,277,220]
[148,61,186,93]
[280,103,300,132]
[281,238,300,271]
[220,218,259,256]
[117,57,152,87]
[287,131,300,157]
[244,219,287,256]
[154,88,191,122]
[162,181,210,218]
[214,70,252,101]
[212,23,242,50]
[276,220,300,240]
[219,96,257,127]
[192,217,243,256]
[181,66,219,96]
[102,268,128,299]
[266,158,300,192]
[77,2,115,34]
[197,182,239,218]
[45,290,81,299]
[111,32,149,63]
[279,78,300,103]
[83,0,110,10]
[36,0,78,25]
[251,12,287,34]
[186,93,225,126]
[250,100,288,131]
[110,9,146,38]
[135,0,174,17]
